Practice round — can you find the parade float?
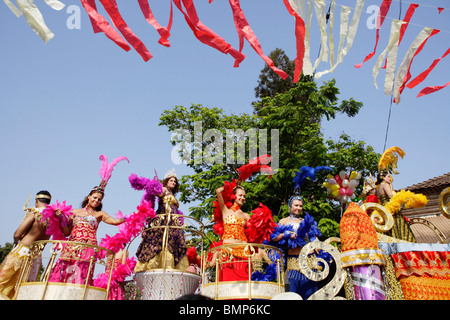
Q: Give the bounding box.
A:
[5,149,450,300]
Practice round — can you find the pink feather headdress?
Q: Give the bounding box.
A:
[95,154,129,192]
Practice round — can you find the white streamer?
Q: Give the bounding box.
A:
[393,27,435,103]
[372,19,406,90]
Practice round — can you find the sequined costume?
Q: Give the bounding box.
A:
[48,213,99,285]
[219,213,251,282]
[281,218,318,300]
[135,189,188,272]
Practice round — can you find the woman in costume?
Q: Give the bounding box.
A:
[134,169,188,272]
[210,155,276,282]
[269,166,327,299]
[48,155,128,284]
[376,147,417,242]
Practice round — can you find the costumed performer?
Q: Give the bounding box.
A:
[376,147,416,242]
[269,166,328,299]
[48,155,128,285]
[134,169,188,272]
[214,183,251,281]
[210,155,275,282]
[0,191,52,299]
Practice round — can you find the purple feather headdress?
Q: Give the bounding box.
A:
[95,154,129,192]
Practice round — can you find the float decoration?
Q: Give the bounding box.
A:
[323,170,361,205]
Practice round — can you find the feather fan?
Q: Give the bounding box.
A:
[237,154,273,181]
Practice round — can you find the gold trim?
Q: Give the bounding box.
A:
[360,202,394,232]
[36,194,51,200]
[439,187,450,219]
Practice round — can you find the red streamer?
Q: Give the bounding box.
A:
[394,28,440,102]
[80,0,131,52]
[172,0,245,66]
[98,0,153,61]
[283,0,305,83]
[228,0,288,79]
[355,0,392,69]
[417,82,450,97]
[137,0,172,47]
[406,47,450,89]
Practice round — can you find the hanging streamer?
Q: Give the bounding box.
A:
[372,19,405,90]
[355,0,392,69]
[328,0,336,70]
[315,4,351,79]
[8,0,66,44]
[228,0,288,79]
[406,47,450,89]
[382,3,419,69]
[137,0,172,47]
[417,82,450,97]
[393,28,440,103]
[98,0,153,61]
[80,0,131,52]
[3,0,22,17]
[311,0,329,74]
[300,0,314,75]
[172,0,245,66]
[341,0,365,59]
[383,20,407,95]
[283,0,306,83]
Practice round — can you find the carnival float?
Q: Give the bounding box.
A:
[1,147,448,301]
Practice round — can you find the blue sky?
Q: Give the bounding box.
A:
[0,0,448,248]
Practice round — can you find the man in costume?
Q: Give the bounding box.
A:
[0,190,52,299]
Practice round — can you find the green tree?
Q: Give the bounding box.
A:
[0,242,13,264]
[254,48,296,101]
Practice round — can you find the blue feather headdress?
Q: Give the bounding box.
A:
[289,166,333,207]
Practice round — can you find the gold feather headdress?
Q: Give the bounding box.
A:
[378,146,405,175]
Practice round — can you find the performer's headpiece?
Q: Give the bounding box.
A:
[289,165,333,207]
[92,154,129,194]
[36,191,51,201]
[164,168,177,180]
[378,146,405,176]
[362,174,376,195]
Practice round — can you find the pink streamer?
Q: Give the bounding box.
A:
[355,0,392,69]
[80,0,131,52]
[172,0,245,66]
[406,47,450,89]
[98,0,153,61]
[137,0,172,47]
[417,82,450,97]
[283,0,306,83]
[228,0,288,79]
